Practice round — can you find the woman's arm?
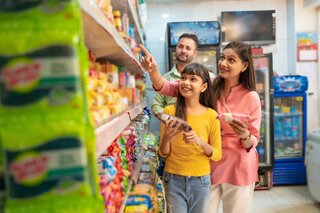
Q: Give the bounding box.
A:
[229,92,262,149]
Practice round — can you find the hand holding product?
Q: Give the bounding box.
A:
[217,113,253,124]
[154,112,192,132]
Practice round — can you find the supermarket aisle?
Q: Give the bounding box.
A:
[218,186,320,213]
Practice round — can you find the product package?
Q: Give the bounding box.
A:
[0,1,103,212]
[217,113,254,124]
[154,113,192,132]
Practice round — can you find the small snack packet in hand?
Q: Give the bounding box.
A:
[217,113,254,124]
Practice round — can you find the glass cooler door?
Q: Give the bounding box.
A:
[253,54,273,168]
[274,95,304,159]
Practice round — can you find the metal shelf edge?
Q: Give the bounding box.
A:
[80,0,144,74]
[95,112,131,159]
[127,99,147,120]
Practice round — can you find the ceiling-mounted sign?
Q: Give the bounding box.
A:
[297,32,318,62]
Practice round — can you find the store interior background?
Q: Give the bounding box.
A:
[142,0,320,136]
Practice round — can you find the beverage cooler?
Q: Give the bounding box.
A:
[168,47,219,75]
[166,21,221,75]
[273,75,308,185]
[253,53,274,189]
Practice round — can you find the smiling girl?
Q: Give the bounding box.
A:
[159,63,222,213]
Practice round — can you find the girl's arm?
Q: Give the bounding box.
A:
[208,115,222,161]
[139,44,164,90]
[183,131,217,158]
[159,127,176,156]
[140,44,179,97]
[159,110,181,157]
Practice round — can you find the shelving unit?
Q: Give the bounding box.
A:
[95,100,147,159]
[80,0,145,75]
[80,1,149,211]
[112,0,145,45]
[119,147,146,213]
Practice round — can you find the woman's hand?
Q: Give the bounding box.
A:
[229,119,254,149]
[228,119,250,139]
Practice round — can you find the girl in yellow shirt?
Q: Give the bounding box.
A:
[159,63,222,213]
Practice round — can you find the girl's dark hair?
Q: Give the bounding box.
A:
[211,41,256,108]
[175,63,213,120]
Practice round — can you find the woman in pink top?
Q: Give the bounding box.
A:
[140,41,261,213]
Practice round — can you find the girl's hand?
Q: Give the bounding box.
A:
[139,44,158,73]
[228,119,250,139]
[162,118,181,143]
[183,130,203,146]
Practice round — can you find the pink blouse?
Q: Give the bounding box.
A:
[157,79,262,186]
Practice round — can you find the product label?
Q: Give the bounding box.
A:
[0,45,80,106]
[5,137,87,199]
[0,0,70,13]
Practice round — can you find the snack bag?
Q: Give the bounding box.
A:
[217,113,254,124]
[154,113,192,132]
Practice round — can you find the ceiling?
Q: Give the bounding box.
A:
[145,0,226,2]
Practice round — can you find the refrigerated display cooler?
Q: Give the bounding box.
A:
[253,53,274,190]
[306,127,320,202]
[273,75,308,185]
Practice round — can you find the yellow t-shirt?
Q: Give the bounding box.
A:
[159,105,222,176]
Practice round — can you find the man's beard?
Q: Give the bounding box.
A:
[176,55,193,64]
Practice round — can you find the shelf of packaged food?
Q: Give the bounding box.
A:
[119,147,146,213]
[95,113,131,159]
[80,0,144,75]
[111,0,145,45]
[274,112,303,117]
[119,178,133,213]
[127,99,147,120]
[95,100,147,159]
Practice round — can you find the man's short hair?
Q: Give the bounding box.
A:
[178,33,199,49]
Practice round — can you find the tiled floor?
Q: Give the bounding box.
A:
[252,185,320,213]
[218,185,320,213]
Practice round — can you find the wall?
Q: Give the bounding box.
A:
[291,0,319,132]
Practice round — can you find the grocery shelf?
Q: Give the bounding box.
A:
[80,0,144,74]
[132,149,146,183]
[274,112,303,117]
[119,178,134,213]
[119,147,146,213]
[112,0,145,45]
[127,99,147,120]
[95,113,131,159]
[95,100,147,159]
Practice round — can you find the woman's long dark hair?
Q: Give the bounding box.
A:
[211,42,256,109]
[175,63,213,120]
